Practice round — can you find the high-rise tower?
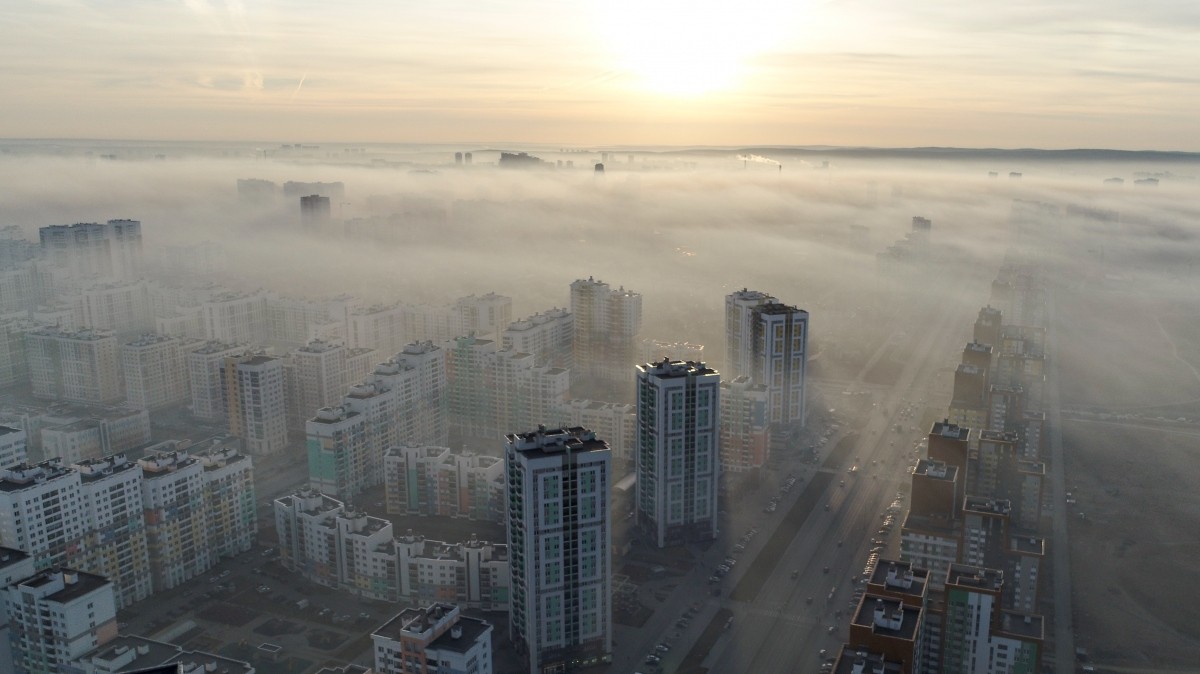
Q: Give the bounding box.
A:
[635,359,720,547]
[505,426,611,674]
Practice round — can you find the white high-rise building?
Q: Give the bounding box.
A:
[201,290,270,345]
[223,353,288,456]
[455,292,513,340]
[306,406,371,501]
[39,406,151,465]
[504,308,574,369]
[138,450,209,590]
[193,440,257,559]
[287,339,348,429]
[570,277,642,387]
[372,603,493,674]
[386,340,448,446]
[3,568,118,674]
[725,291,810,427]
[25,328,123,405]
[74,279,153,337]
[73,454,153,608]
[445,336,569,441]
[0,426,27,469]
[0,547,36,674]
[187,341,245,421]
[724,289,777,379]
[121,334,192,410]
[0,319,37,389]
[0,460,86,570]
[274,489,399,600]
[505,426,612,674]
[748,302,809,427]
[635,360,721,547]
[551,400,636,464]
[349,303,407,356]
[39,220,143,281]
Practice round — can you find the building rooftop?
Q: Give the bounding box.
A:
[1011,535,1045,556]
[965,341,992,354]
[18,568,111,603]
[0,460,75,492]
[931,420,970,440]
[946,564,1004,592]
[831,646,905,674]
[1017,460,1045,475]
[912,459,957,482]
[428,615,492,654]
[755,302,807,316]
[192,340,242,355]
[81,635,181,673]
[636,359,717,379]
[728,288,776,303]
[505,426,610,459]
[74,453,140,482]
[868,560,930,600]
[0,547,30,572]
[125,333,178,348]
[310,406,359,425]
[238,354,277,367]
[138,451,198,476]
[29,326,115,341]
[997,610,1045,641]
[850,595,921,641]
[964,496,1012,517]
[979,430,1019,444]
[374,603,459,642]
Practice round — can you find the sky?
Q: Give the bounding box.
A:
[2,0,1199,149]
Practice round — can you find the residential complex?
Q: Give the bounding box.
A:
[39,220,143,282]
[26,328,123,405]
[504,308,574,370]
[384,445,504,521]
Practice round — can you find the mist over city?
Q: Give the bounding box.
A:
[2,1,1200,674]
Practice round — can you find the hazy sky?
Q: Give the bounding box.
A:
[2,0,1198,149]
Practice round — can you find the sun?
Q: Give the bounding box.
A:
[594,0,793,96]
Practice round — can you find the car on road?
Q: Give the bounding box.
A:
[656,644,670,653]
[645,655,661,665]
[806,596,814,604]
[823,566,830,573]
[791,569,800,580]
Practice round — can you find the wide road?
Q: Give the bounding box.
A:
[703,293,966,674]
[1046,289,1075,674]
[612,289,969,674]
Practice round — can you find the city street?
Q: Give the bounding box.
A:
[610,292,968,673]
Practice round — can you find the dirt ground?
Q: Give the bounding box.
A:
[1056,282,1200,672]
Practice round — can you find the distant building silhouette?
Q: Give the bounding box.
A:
[300,194,331,231]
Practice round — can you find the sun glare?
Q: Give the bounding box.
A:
[595,0,794,96]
